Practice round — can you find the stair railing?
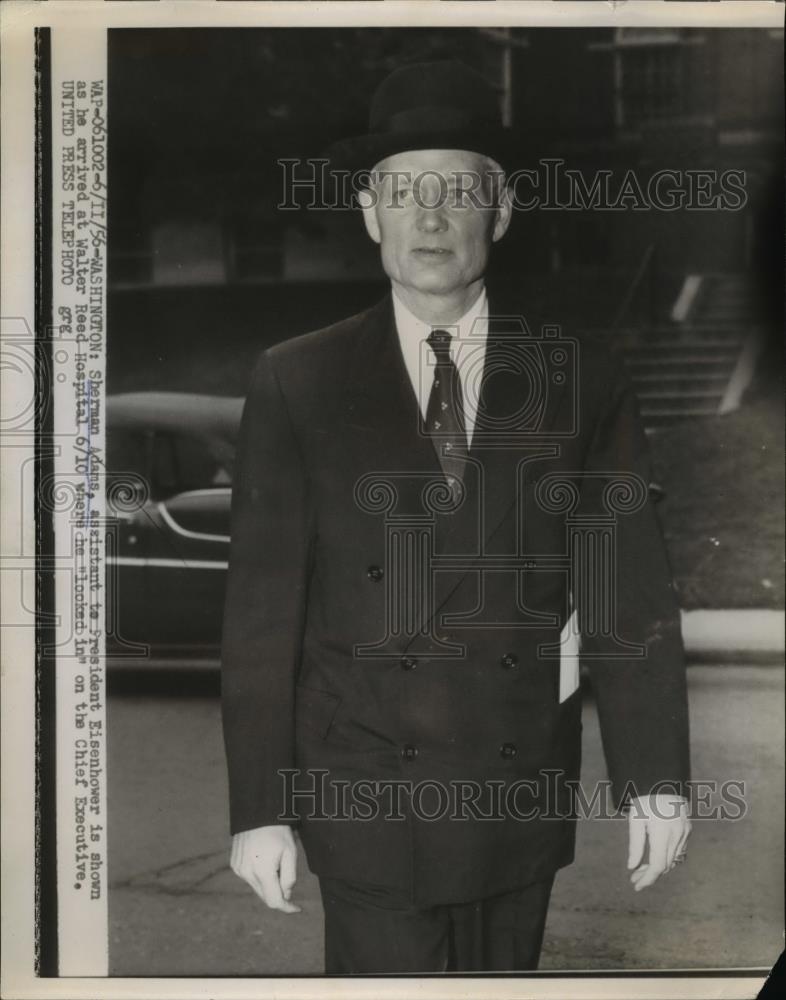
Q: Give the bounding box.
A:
[611,242,656,340]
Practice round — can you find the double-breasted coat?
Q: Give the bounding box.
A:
[221,291,690,907]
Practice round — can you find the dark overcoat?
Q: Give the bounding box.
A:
[221,292,690,907]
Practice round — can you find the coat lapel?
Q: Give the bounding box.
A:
[434,296,569,550]
[419,293,571,643]
[471,300,569,537]
[341,295,445,507]
[340,291,571,652]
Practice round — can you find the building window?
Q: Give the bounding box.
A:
[613,28,710,131]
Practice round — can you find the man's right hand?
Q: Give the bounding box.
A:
[230,825,301,913]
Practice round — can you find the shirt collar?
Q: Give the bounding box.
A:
[392,287,489,353]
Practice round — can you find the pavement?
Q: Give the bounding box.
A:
[107,663,784,976]
[681,609,784,662]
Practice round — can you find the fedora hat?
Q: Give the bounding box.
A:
[326,60,514,174]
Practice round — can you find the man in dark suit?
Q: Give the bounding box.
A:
[221,61,691,973]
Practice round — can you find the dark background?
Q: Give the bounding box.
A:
[107,26,784,608]
[107,27,783,391]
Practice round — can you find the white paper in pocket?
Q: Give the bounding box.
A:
[559,609,581,703]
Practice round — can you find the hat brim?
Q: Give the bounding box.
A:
[325,126,518,178]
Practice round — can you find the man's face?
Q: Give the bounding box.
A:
[360,149,511,300]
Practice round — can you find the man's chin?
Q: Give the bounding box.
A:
[398,272,465,297]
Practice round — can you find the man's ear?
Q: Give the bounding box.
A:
[358,188,382,245]
[492,182,513,243]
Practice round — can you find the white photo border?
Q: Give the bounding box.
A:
[1,2,783,998]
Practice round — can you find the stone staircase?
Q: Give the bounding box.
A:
[624,274,759,431]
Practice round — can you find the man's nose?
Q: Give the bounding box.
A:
[415,206,448,233]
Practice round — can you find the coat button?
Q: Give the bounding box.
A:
[500,652,518,669]
[499,742,517,760]
[401,745,418,761]
[400,655,418,671]
[367,565,383,582]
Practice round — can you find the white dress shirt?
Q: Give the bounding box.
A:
[392,288,489,449]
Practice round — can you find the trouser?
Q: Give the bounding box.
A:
[319,874,555,974]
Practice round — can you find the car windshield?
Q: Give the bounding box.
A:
[153,431,234,496]
[106,425,235,500]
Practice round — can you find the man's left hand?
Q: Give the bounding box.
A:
[627,794,692,891]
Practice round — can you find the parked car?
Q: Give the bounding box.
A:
[105,392,243,659]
